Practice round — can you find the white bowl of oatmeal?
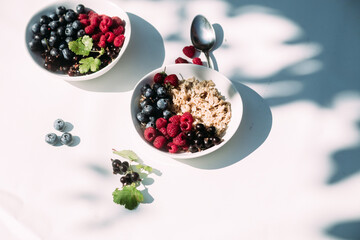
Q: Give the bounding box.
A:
[130,64,243,159]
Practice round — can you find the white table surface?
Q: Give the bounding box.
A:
[1,0,360,239]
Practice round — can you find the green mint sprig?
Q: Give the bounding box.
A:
[111,149,154,210]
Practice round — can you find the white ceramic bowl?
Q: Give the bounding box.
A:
[25,0,131,81]
[130,64,243,159]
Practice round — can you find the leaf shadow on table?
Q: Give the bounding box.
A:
[67,13,165,93]
[176,81,272,169]
[325,218,360,240]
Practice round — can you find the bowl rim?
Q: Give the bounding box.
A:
[130,64,243,159]
[24,0,131,81]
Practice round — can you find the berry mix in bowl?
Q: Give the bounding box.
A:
[25,0,131,81]
[130,64,243,159]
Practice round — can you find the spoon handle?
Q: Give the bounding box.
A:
[204,51,212,69]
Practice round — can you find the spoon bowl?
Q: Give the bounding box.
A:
[190,15,216,68]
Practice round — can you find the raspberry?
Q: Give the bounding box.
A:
[114,35,125,47]
[98,35,106,48]
[105,32,115,43]
[156,118,167,129]
[173,132,187,146]
[153,136,166,149]
[80,19,90,27]
[144,127,157,142]
[167,123,180,138]
[192,57,202,65]
[169,115,181,125]
[167,142,179,153]
[164,74,178,87]
[158,127,170,139]
[180,121,192,132]
[153,72,166,84]
[90,15,100,27]
[180,112,193,124]
[112,25,124,36]
[183,45,196,58]
[99,16,113,33]
[78,14,88,20]
[85,25,95,34]
[87,11,97,18]
[91,31,103,41]
[112,16,123,26]
[175,57,189,64]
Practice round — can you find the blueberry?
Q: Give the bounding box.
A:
[31,23,40,34]
[45,133,58,145]
[148,116,156,123]
[156,86,167,97]
[41,38,48,48]
[28,39,42,51]
[65,36,73,43]
[56,6,66,15]
[60,132,73,145]
[49,21,60,30]
[50,48,60,57]
[156,98,169,110]
[48,35,59,47]
[57,26,65,37]
[40,24,50,36]
[141,84,151,94]
[65,27,75,37]
[146,121,155,128]
[54,118,65,131]
[142,105,154,116]
[50,31,57,37]
[76,4,85,14]
[163,110,172,119]
[33,35,41,41]
[62,48,73,60]
[39,15,50,25]
[72,20,82,30]
[144,88,154,98]
[59,41,67,50]
[140,98,152,109]
[65,10,77,22]
[77,29,85,38]
[58,16,66,26]
[136,112,148,123]
[48,12,58,21]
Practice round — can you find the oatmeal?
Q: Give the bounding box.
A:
[169,77,231,136]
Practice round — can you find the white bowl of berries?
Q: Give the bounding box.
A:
[130,64,243,159]
[25,0,131,81]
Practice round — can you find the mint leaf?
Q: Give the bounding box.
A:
[136,164,153,173]
[68,35,93,56]
[113,150,139,162]
[79,57,101,74]
[113,185,144,210]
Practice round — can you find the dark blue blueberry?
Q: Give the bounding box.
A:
[31,23,40,34]
[40,24,50,36]
[59,41,67,50]
[136,112,148,123]
[146,121,155,128]
[60,132,73,145]
[144,88,154,98]
[54,119,65,131]
[41,38,48,48]
[65,10,77,22]
[48,12,59,21]
[56,6,66,15]
[57,26,65,37]
[77,29,85,38]
[28,39,42,51]
[148,116,156,123]
[58,16,66,26]
[156,98,169,110]
[50,48,60,57]
[152,83,161,91]
[65,27,75,37]
[62,48,73,60]
[39,15,50,25]
[141,84,151,94]
[140,98,152,109]
[76,4,85,14]
[45,133,58,145]
[50,31,57,37]
[65,36,73,43]
[72,20,82,30]
[49,21,60,30]
[156,86,167,97]
[163,110,172,119]
[66,23,72,28]
[33,35,41,41]
[48,35,59,47]
[142,105,154,116]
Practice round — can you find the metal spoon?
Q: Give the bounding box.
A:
[191,15,216,68]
